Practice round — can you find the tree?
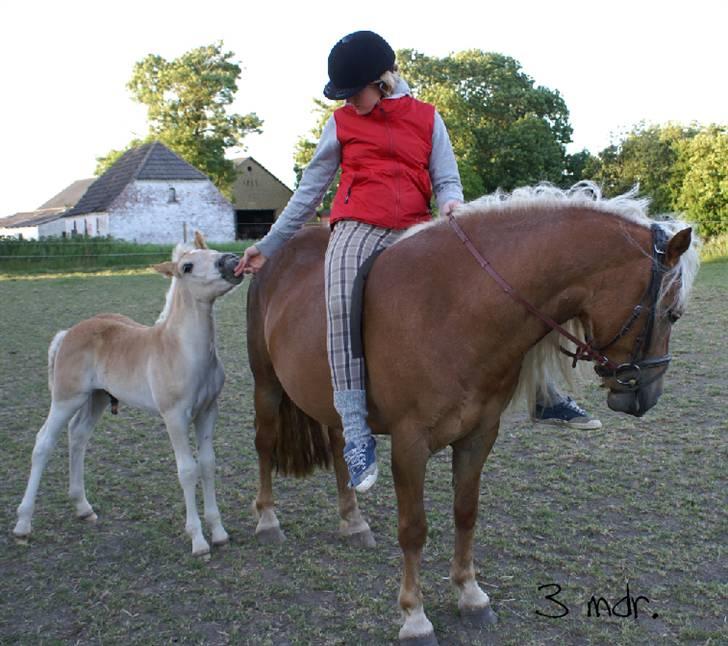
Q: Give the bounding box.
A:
[675,126,728,238]
[96,42,262,194]
[587,123,698,214]
[397,49,573,198]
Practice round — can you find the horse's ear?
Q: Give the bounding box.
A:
[152,261,179,278]
[665,228,692,267]
[194,231,208,250]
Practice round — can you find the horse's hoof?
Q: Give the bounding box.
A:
[255,526,285,544]
[13,533,30,546]
[460,604,498,627]
[344,529,376,548]
[400,633,439,646]
[78,511,98,524]
[212,537,230,548]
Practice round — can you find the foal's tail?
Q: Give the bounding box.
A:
[47,330,68,393]
[272,391,332,477]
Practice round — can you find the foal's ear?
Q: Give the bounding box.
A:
[665,228,692,267]
[193,230,208,249]
[152,261,179,278]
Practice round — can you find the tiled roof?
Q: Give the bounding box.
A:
[37,178,96,209]
[64,142,207,217]
[0,208,66,228]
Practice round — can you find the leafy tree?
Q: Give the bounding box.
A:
[96,42,262,194]
[398,49,573,198]
[587,123,699,214]
[675,126,728,238]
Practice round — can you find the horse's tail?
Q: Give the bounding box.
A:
[272,391,332,477]
[47,330,68,393]
[508,318,592,414]
[247,273,332,478]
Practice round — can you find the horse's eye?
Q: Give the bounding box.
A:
[182,263,194,274]
[667,310,681,324]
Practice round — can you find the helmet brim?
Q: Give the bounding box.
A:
[323,81,367,100]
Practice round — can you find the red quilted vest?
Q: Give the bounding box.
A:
[330,96,435,229]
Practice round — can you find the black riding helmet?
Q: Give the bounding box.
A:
[323,31,395,100]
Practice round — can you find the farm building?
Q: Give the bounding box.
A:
[230,156,293,239]
[0,145,294,243]
[62,142,235,244]
[0,178,95,239]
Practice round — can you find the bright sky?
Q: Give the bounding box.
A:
[1,0,726,217]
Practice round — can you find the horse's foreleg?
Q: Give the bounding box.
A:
[392,434,436,644]
[194,401,228,547]
[14,395,87,541]
[67,391,107,523]
[328,426,375,548]
[162,409,208,556]
[252,385,285,543]
[450,425,499,626]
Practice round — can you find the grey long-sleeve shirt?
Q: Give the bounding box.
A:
[256,79,464,258]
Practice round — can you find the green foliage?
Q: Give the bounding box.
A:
[97,42,262,194]
[588,123,699,213]
[674,125,728,238]
[398,49,573,198]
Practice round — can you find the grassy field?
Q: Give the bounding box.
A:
[0,262,725,645]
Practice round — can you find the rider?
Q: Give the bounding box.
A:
[235,30,600,493]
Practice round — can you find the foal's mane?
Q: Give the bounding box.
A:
[406,182,701,414]
[155,242,195,324]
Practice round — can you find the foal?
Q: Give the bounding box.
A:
[13,232,242,556]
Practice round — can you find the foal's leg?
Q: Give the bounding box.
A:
[194,401,229,546]
[14,395,87,540]
[67,391,107,522]
[162,408,208,556]
[392,433,436,644]
[328,426,375,547]
[252,384,285,543]
[450,424,499,626]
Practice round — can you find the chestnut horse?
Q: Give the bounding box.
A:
[246,184,698,644]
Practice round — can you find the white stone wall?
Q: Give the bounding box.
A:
[63,213,109,238]
[108,180,235,243]
[0,226,38,239]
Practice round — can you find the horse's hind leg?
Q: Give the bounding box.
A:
[67,390,107,523]
[450,424,499,627]
[194,401,229,546]
[327,426,375,547]
[252,383,285,543]
[14,395,88,541]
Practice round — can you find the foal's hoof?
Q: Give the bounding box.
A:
[400,633,439,646]
[460,604,498,627]
[344,529,376,548]
[78,511,98,524]
[13,533,30,546]
[212,537,230,549]
[255,526,286,544]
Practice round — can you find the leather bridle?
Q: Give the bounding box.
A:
[447,214,673,392]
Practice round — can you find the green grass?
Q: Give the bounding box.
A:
[0,264,725,645]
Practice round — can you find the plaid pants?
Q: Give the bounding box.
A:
[325,220,403,391]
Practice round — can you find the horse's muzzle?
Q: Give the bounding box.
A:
[217,254,243,284]
[607,380,663,417]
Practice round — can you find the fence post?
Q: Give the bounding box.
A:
[183,222,187,243]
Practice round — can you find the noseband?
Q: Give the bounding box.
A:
[447,215,672,392]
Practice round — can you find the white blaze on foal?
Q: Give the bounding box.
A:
[13,232,243,556]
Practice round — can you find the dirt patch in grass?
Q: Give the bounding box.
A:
[1,264,726,645]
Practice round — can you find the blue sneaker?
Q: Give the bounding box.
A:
[532,396,602,430]
[344,436,378,493]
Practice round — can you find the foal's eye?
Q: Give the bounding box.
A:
[182,263,194,274]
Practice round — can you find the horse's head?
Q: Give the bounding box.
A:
[152,232,243,301]
[589,225,696,417]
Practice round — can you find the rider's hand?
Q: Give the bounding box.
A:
[441,199,463,218]
[233,245,268,276]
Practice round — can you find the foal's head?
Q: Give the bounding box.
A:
[153,232,243,304]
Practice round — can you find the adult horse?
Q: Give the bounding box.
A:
[246,184,698,644]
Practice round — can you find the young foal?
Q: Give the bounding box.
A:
[13,232,242,556]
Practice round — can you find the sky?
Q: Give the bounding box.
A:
[1,0,726,217]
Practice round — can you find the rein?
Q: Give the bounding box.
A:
[447,213,672,390]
